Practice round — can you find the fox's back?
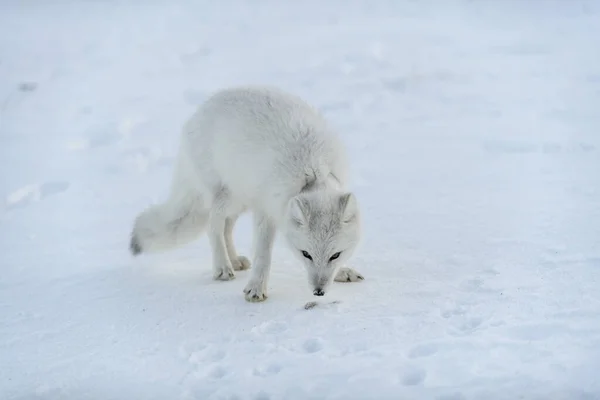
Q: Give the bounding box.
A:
[185,86,348,204]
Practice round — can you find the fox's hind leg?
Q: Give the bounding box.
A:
[224,213,251,271]
[208,188,238,281]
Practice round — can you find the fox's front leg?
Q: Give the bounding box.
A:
[243,213,276,302]
[334,267,364,282]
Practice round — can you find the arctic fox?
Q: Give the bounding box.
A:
[129,86,363,302]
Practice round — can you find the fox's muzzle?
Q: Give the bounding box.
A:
[311,271,334,296]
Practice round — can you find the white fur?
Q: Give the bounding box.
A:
[130,85,363,301]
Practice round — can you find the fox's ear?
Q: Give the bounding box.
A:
[288,196,310,226]
[339,192,358,223]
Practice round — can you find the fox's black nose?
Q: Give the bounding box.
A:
[313,288,325,296]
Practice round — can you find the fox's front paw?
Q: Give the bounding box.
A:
[334,267,364,283]
[232,256,251,271]
[213,264,236,281]
[244,281,268,302]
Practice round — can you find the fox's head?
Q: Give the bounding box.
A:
[283,189,361,297]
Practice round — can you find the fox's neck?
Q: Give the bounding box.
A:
[300,168,342,194]
[274,171,342,228]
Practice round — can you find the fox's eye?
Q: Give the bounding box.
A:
[329,252,342,262]
[301,250,313,261]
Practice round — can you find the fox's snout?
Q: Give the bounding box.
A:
[310,271,334,296]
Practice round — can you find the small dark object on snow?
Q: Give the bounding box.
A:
[304,301,318,310]
[18,82,37,92]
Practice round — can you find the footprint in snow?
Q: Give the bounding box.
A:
[251,320,288,335]
[441,277,496,336]
[118,147,173,174]
[184,345,231,387]
[66,116,145,151]
[179,47,211,65]
[5,181,69,210]
[442,314,486,337]
[505,322,565,341]
[400,366,426,386]
[178,341,206,359]
[206,365,228,379]
[456,316,484,334]
[407,342,439,359]
[253,362,282,377]
[436,393,467,400]
[67,129,120,151]
[301,338,324,354]
[254,392,271,400]
[441,303,486,335]
[188,345,227,364]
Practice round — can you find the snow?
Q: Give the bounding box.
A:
[1,0,600,399]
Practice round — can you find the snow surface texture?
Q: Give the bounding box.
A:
[1,1,600,399]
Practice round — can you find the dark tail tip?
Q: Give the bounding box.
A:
[130,234,142,256]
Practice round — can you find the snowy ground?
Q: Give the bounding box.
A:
[2,1,600,399]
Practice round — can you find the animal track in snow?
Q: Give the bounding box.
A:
[183,342,231,393]
[441,303,488,337]
[254,391,271,400]
[441,305,467,319]
[436,393,467,400]
[400,366,426,386]
[505,322,565,341]
[178,341,206,359]
[117,116,146,139]
[441,304,487,337]
[119,147,173,173]
[458,275,498,294]
[5,181,69,210]
[206,365,228,379]
[407,342,439,358]
[459,278,484,292]
[188,345,227,364]
[440,274,498,336]
[195,348,226,363]
[67,116,146,151]
[67,130,120,151]
[482,139,596,155]
[252,362,282,377]
[251,320,288,335]
[453,316,484,335]
[301,338,324,353]
[180,47,211,64]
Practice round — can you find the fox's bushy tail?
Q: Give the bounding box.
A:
[129,147,208,255]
